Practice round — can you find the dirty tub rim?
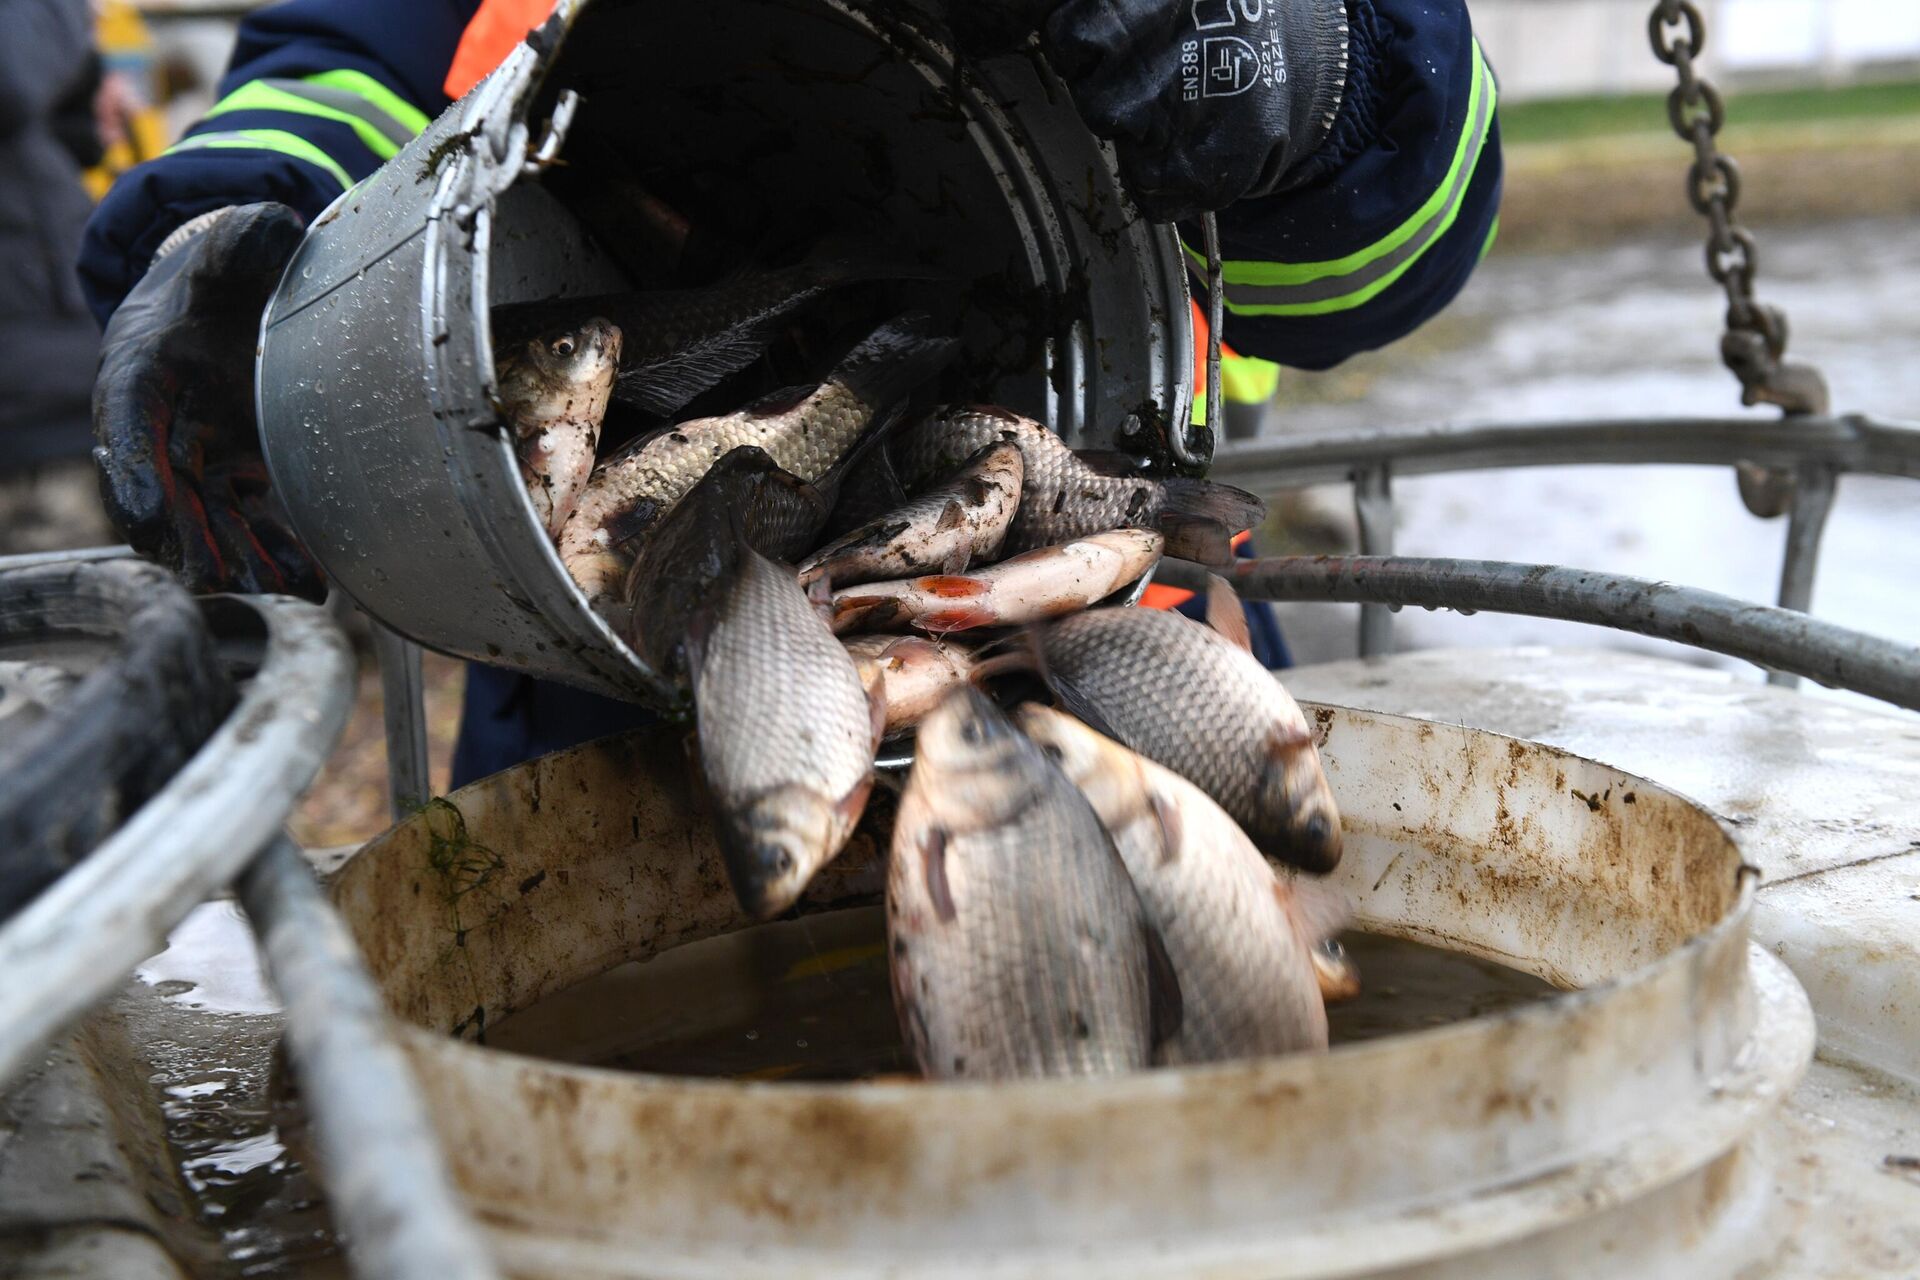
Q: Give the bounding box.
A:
[331,704,1814,1277]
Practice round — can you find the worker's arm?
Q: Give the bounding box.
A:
[78,0,473,325]
[1193,0,1502,369]
[81,0,478,597]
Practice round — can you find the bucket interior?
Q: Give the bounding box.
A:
[485,0,1175,456]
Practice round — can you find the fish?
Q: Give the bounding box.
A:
[1016,704,1348,1063]
[840,635,978,735]
[691,541,886,921]
[556,313,957,605]
[491,242,934,417]
[830,529,1162,636]
[887,687,1172,1080]
[888,405,1265,562]
[1313,937,1362,1003]
[494,317,621,537]
[799,441,1023,588]
[1022,576,1343,872]
[622,447,834,683]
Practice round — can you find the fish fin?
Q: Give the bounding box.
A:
[680,729,711,817]
[966,630,1038,685]
[831,594,897,635]
[1204,574,1253,652]
[1073,448,1148,479]
[917,607,997,634]
[860,663,889,750]
[801,233,944,288]
[1148,789,1183,866]
[1281,872,1353,943]
[920,826,957,923]
[934,500,968,533]
[939,544,973,575]
[1157,478,1266,564]
[806,571,836,625]
[1141,916,1185,1050]
[1267,720,1315,762]
[835,774,877,837]
[1040,664,1124,743]
[604,496,664,550]
[829,313,959,415]
[614,321,782,416]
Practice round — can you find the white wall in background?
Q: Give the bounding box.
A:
[1473,0,1920,101]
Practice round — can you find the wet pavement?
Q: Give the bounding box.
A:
[1234,217,1920,707]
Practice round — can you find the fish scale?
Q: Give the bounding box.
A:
[887,690,1154,1079]
[889,406,1264,559]
[1032,606,1340,871]
[694,549,878,919]
[1018,706,1338,1065]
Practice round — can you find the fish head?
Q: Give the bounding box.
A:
[1311,936,1362,1003]
[1012,703,1140,822]
[716,781,843,921]
[916,686,1023,770]
[1255,726,1344,872]
[496,316,622,430]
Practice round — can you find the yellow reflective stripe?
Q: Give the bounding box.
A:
[1184,39,1499,317]
[1221,352,1281,404]
[1479,215,1501,263]
[302,69,432,137]
[204,80,406,161]
[165,128,352,190]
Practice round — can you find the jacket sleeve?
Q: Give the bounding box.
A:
[1190,0,1502,371]
[77,0,478,326]
[0,0,93,139]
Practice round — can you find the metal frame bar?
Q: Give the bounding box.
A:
[1207,412,1918,661]
[1158,554,1920,712]
[239,836,502,1280]
[372,623,432,819]
[0,593,353,1087]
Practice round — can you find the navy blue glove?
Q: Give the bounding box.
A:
[1040,0,1351,222]
[91,202,324,600]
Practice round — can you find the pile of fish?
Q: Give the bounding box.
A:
[494,273,1350,1083]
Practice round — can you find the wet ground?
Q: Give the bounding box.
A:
[1237,216,1920,707]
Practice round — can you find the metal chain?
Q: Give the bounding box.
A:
[1648,0,1828,418]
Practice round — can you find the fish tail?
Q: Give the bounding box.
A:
[831,313,959,414]
[1283,872,1353,944]
[1156,478,1267,564]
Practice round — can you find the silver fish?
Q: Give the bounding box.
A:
[799,441,1022,587]
[557,314,955,604]
[889,405,1264,562]
[831,529,1162,636]
[840,634,978,735]
[887,688,1169,1080]
[495,317,621,537]
[1025,576,1342,872]
[692,544,885,920]
[1018,704,1347,1064]
[623,447,833,684]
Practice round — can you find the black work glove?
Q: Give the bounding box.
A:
[1038,0,1351,222]
[92,202,324,600]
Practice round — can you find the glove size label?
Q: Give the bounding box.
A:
[1181,2,1283,101]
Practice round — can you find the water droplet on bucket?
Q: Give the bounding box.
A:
[743,1029,758,1041]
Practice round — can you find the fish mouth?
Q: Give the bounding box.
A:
[1289,806,1344,873]
[579,316,623,363]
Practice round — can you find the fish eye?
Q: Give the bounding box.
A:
[959,716,986,745]
[1317,938,1347,961]
[550,336,577,358]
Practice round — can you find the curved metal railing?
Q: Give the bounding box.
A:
[1207,413,1920,679]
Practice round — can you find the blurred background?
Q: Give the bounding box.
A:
[5,0,1915,845]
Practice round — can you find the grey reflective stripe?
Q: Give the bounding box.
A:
[1208,56,1496,313]
[256,78,417,148]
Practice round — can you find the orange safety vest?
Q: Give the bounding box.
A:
[445,0,557,99]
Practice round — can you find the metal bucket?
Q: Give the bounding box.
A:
[256,0,1192,706]
[330,704,1813,1278]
